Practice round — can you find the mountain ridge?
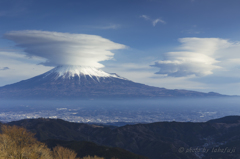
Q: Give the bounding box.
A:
[6,115,240,159]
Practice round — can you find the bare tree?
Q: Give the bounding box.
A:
[0,125,109,159]
[0,125,52,159]
[53,145,79,159]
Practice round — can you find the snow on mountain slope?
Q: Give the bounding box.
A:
[43,65,126,81]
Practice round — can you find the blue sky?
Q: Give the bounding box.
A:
[1,0,240,95]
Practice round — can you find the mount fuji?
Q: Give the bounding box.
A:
[0,65,224,99]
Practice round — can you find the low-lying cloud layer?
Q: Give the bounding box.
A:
[151,37,239,77]
[4,30,126,68]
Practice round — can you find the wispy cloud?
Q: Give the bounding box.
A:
[0,9,25,17]
[152,19,166,26]
[94,24,121,30]
[181,29,201,34]
[140,15,151,20]
[0,1,29,17]
[140,15,166,26]
[182,25,202,34]
[0,67,9,71]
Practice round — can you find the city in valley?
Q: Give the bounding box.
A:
[1,99,239,125]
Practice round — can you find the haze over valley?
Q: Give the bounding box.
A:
[1,98,240,125]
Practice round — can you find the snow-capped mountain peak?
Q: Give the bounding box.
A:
[43,65,125,80]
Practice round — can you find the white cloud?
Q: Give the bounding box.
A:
[151,37,238,77]
[4,30,126,68]
[140,15,166,26]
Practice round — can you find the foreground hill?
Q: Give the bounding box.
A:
[7,116,240,159]
[0,65,225,99]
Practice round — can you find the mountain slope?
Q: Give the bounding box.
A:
[0,65,224,99]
